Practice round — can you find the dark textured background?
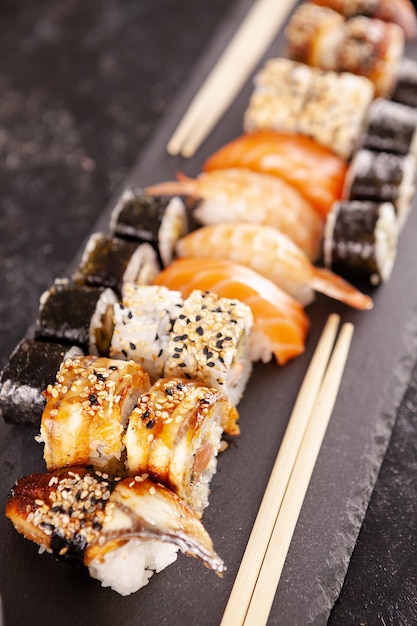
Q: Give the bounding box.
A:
[1,1,417,624]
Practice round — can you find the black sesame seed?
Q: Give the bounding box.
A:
[127,311,133,319]
[178,363,187,368]
[166,388,173,396]
[157,348,163,358]
[176,382,184,390]
[207,362,215,368]
[143,409,151,419]
[89,393,98,405]
[129,342,136,351]
[97,373,105,381]
[146,419,155,429]
[109,365,118,371]
[172,353,181,359]
[196,326,204,336]
[121,349,128,358]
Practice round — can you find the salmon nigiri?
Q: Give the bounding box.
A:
[203,131,348,217]
[154,257,309,366]
[145,168,324,261]
[175,223,373,310]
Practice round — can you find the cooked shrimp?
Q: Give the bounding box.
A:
[145,168,324,261]
[176,223,373,310]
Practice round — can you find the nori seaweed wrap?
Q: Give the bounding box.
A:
[392,57,417,108]
[110,189,188,267]
[343,149,416,228]
[0,339,82,427]
[361,98,417,156]
[72,232,160,297]
[34,278,118,356]
[323,200,398,285]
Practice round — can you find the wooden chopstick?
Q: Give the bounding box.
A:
[166,0,297,158]
[221,315,354,626]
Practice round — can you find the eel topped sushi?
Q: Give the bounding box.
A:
[125,377,240,515]
[39,355,151,474]
[5,466,225,596]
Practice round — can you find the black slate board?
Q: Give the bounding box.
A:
[1,1,417,625]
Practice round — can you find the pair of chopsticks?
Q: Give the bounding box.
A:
[167,0,298,158]
[221,314,354,626]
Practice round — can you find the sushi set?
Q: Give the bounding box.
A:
[2,0,417,624]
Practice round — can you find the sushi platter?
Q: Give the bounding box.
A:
[2,0,417,624]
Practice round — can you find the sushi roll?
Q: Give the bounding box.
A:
[110,189,188,267]
[73,232,160,297]
[391,57,417,107]
[39,355,151,474]
[110,284,183,379]
[285,5,405,97]
[243,58,313,134]
[297,70,374,159]
[284,4,345,70]
[154,257,310,366]
[34,278,118,356]
[343,149,416,228]
[125,377,240,515]
[163,290,253,406]
[309,0,417,40]
[5,466,225,595]
[361,98,417,156]
[323,200,398,285]
[336,16,404,97]
[0,339,82,427]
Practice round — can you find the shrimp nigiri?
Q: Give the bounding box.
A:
[145,168,324,261]
[203,131,348,217]
[154,257,309,366]
[175,223,373,310]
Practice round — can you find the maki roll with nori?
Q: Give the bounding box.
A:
[323,200,398,285]
[360,98,417,156]
[0,339,82,427]
[34,278,118,356]
[5,466,224,596]
[73,232,160,297]
[110,189,188,267]
[391,57,417,107]
[343,149,416,228]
